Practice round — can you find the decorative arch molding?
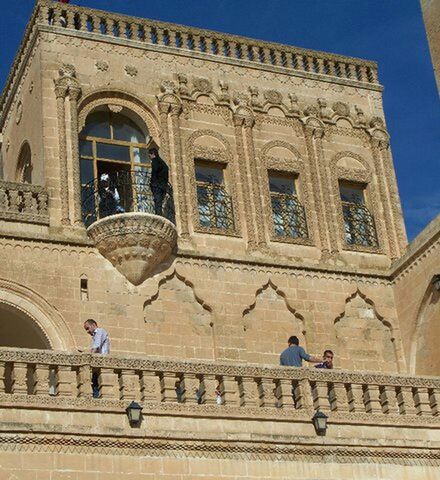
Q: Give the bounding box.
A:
[259,139,303,163]
[329,150,384,255]
[334,288,404,373]
[0,278,75,351]
[144,269,213,316]
[409,277,440,375]
[184,129,241,237]
[77,88,161,143]
[242,279,307,364]
[15,140,32,183]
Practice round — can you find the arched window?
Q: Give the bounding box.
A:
[16,142,32,183]
[79,110,154,225]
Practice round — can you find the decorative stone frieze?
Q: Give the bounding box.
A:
[87,213,177,285]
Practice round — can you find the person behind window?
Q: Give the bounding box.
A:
[98,173,124,218]
[148,148,169,216]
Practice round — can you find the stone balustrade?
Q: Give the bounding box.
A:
[0,347,438,424]
[38,0,379,86]
[0,181,49,224]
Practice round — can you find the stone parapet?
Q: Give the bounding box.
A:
[0,180,49,224]
[0,347,438,424]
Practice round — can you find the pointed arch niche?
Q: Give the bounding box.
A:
[334,290,398,373]
[143,271,215,360]
[242,281,306,365]
[410,279,440,376]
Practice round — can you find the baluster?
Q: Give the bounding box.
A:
[8,190,20,212]
[23,191,33,214]
[413,387,432,416]
[33,364,50,395]
[347,384,365,413]
[315,58,324,74]
[119,369,140,401]
[275,379,294,408]
[209,37,219,55]
[368,66,378,83]
[273,50,282,66]
[222,40,231,57]
[78,13,88,32]
[77,364,91,398]
[327,60,337,76]
[429,388,439,416]
[140,371,161,403]
[160,372,178,402]
[11,362,28,395]
[57,365,77,397]
[39,4,51,25]
[221,375,239,406]
[193,34,202,52]
[250,45,259,62]
[307,55,315,72]
[358,65,368,82]
[99,368,118,399]
[200,374,218,405]
[38,192,49,216]
[239,377,258,407]
[263,47,272,64]
[294,378,313,410]
[312,380,331,412]
[0,363,6,393]
[181,373,200,404]
[329,382,349,412]
[397,386,416,415]
[179,31,188,50]
[66,10,75,28]
[380,385,398,414]
[0,188,9,211]
[168,30,177,47]
[258,377,276,407]
[348,63,357,79]
[364,384,382,414]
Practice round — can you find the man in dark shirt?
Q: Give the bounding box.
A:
[315,350,334,369]
[149,147,169,216]
[280,336,321,367]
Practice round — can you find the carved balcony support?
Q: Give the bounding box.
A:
[200,374,218,406]
[160,372,178,403]
[222,375,239,406]
[57,365,77,397]
[99,368,118,399]
[77,364,91,398]
[329,382,349,413]
[0,363,6,394]
[295,378,313,410]
[347,383,365,413]
[181,373,200,404]
[276,379,294,408]
[258,377,277,408]
[380,385,399,414]
[312,380,331,412]
[413,387,432,416]
[397,386,416,415]
[430,388,440,416]
[239,376,258,407]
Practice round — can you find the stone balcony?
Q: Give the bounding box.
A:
[1,347,440,466]
[0,180,49,225]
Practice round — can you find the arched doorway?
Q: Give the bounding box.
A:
[0,303,51,349]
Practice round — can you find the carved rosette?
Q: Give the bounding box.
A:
[87,213,177,286]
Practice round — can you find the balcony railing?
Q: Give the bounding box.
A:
[81,170,175,227]
[0,348,438,424]
[0,180,49,225]
[342,202,378,247]
[271,192,308,239]
[37,0,379,86]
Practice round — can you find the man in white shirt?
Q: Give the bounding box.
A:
[83,319,110,397]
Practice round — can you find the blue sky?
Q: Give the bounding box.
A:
[1,0,439,241]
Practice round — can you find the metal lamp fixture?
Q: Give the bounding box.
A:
[312,410,328,436]
[126,401,143,427]
[432,275,440,292]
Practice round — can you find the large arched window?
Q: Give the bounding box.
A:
[16,142,32,183]
[79,110,154,225]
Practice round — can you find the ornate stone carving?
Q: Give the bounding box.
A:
[264,89,282,105]
[124,65,138,77]
[87,213,177,286]
[287,93,301,115]
[95,60,109,72]
[317,98,332,120]
[193,77,212,94]
[218,80,230,102]
[15,101,23,124]
[248,86,261,107]
[176,73,189,97]
[108,104,123,113]
[332,101,350,117]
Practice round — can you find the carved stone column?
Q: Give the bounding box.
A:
[54,83,70,225]
[370,136,398,258]
[232,115,258,251]
[169,103,190,237]
[303,123,332,254]
[242,116,267,251]
[68,84,83,226]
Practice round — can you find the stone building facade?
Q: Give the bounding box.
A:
[0,1,439,478]
[421,0,440,93]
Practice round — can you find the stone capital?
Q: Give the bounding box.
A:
[54,82,68,99]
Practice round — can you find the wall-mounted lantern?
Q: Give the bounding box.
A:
[126,401,143,427]
[312,410,328,436]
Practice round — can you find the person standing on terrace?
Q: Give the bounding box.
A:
[280,336,321,367]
